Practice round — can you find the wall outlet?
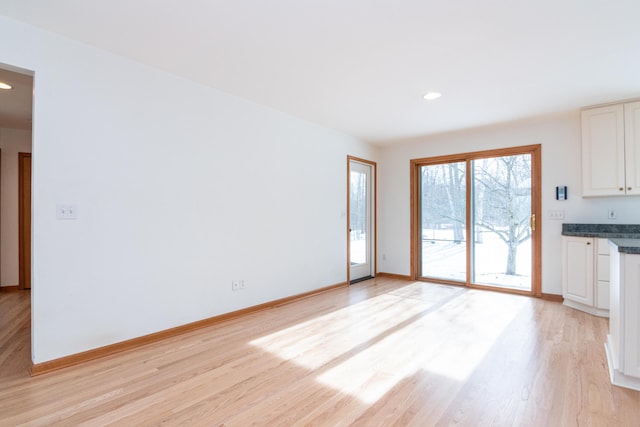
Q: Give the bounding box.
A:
[608,209,617,220]
[231,280,245,291]
[547,210,565,220]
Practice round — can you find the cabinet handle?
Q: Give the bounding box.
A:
[619,187,624,191]
[628,187,632,191]
[587,242,591,245]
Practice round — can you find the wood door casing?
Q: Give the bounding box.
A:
[18,152,31,290]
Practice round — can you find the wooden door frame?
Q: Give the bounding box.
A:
[347,156,377,284]
[410,145,542,297]
[18,152,31,290]
[0,148,2,287]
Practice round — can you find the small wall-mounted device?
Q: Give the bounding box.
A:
[556,186,568,200]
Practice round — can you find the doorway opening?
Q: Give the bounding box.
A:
[347,156,376,284]
[0,64,34,376]
[411,145,541,296]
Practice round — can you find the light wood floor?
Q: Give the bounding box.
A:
[1,278,639,426]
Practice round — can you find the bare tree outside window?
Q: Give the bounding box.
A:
[350,170,367,265]
[473,155,531,277]
[420,162,467,281]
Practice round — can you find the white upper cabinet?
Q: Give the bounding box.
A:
[624,101,640,195]
[581,101,640,197]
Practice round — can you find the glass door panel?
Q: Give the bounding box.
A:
[471,154,532,291]
[350,160,373,281]
[419,162,467,282]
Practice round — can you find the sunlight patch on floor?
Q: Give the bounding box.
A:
[249,291,433,370]
[250,283,528,405]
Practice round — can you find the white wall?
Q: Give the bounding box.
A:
[0,128,32,287]
[0,16,378,363]
[378,111,640,295]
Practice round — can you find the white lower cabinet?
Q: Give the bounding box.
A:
[605,246,640,391]
[562,236,609,317]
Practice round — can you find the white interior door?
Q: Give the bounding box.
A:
[349,160,374,282]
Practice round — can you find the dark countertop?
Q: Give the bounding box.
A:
[609,239,640,255]
[562,224,640,254]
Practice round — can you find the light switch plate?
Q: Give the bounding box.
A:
[548,210,564,220]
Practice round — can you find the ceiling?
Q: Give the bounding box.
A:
[0,0,639,144]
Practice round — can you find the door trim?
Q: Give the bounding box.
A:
[347,156,377,284]
[18,152,31,290]
[0,148,2,287]
[410,145,541,297]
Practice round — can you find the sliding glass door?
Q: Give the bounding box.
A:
[471,154,532,291]
[413,146,540,295]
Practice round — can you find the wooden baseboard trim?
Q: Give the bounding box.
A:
[0,285,21,292]
[376,272,413,281]
[31,281,348,376]
[541,293,564,302]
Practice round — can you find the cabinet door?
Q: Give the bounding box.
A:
[610,248,622,367]
[623,254,640,377]
[596,238,610,309]
[596,280,610,310]
[563,237,594,305]
[597,238,610,256]
[581,104,625,196]
[624,101,640,195]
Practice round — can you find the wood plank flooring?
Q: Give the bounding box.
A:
[1,278,639,426]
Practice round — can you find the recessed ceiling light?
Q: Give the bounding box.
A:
[423,92,442,100]
[0,82,13,90]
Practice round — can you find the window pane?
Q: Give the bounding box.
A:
[471,154,532,290]
[350,170,367,265]
[420,162,467,281]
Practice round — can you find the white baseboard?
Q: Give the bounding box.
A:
[605,337,640,391]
